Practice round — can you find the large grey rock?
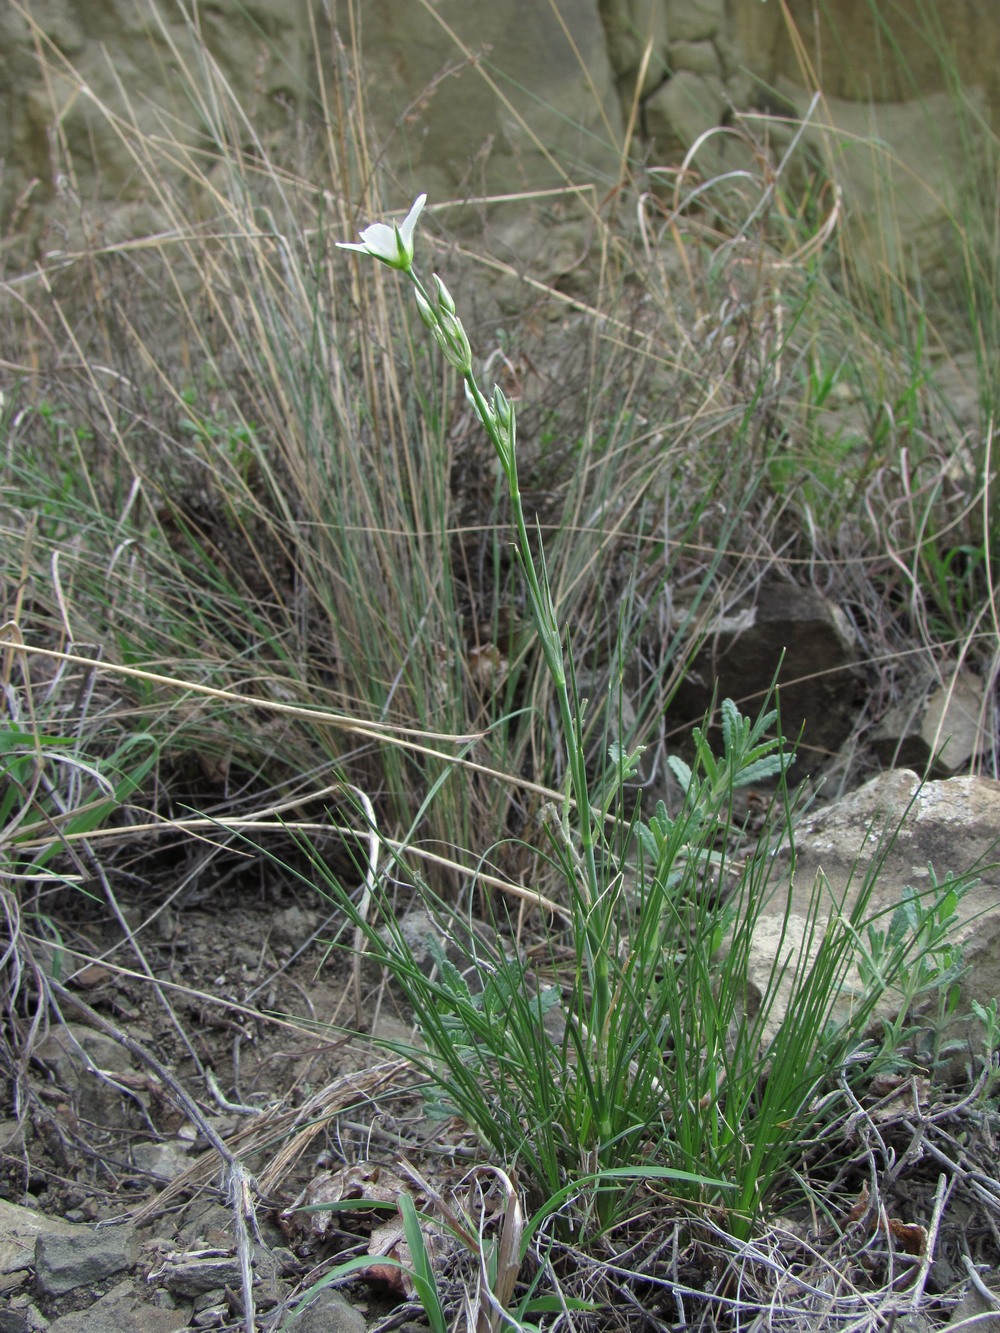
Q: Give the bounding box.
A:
[754,770,1000,1048]
[1,0,311,245]
[0,1198,77,1283]
[785,84,994,295]
[733,0,1000,106]
[35,1223,136,1297]
[352,0,621,204]
[0,0,997,380]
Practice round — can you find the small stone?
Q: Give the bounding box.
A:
[920,670,990,772]
[270,905,318,951]
[192,1304,228,1328]
[0,1120,31,1153]
[12,1304,47,1333]
[644,70,726,154]
[149,1250,244,1297]
[873,668,991,775]
[31,1023,139,1128]
[667,0,724,41]
[192,1287,227,1312]
[131,1139,192,1181]
[285,1287,366,1333]
[668,40,721,77]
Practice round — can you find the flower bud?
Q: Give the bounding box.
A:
[433,274,457,316]
[437,316,473,373]
[491,385,512,432]
[414,288,437,330]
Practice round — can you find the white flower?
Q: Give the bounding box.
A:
[336,194,427,271]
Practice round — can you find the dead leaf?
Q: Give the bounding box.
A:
[886,1216,927,1257]
[869,1074,931,1122]
[847,1181,871,1224]
[279,1161,410,1243]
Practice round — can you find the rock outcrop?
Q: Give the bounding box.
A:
[754,770,1000,1056]
[3,0,998,282]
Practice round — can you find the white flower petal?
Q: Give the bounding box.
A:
[398,194,427,246]
[335,194,428,271]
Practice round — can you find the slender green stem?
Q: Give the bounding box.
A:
[461,375,609,1058]
[407,269,610,1086]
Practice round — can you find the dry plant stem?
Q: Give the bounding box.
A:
[1,638,478,746]
[132,1059,411,1221]
[961,1255,1000,1310]
[908,1172,953,1309]
[347,783,379,1028]
[46,976,260,1333]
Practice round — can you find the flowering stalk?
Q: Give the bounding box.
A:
[338,199,611,1092]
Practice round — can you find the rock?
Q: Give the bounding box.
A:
[666,0,724,43]
[0,1120,31,1154]
[35,1222,136,1297]
[277,1287,366,1333]
[0,1312,32,1333]
[598,0,669,98]
[147,1248,244,1298]
[0,1198,78,1284]
[754,771,1000,1050]
[269,904,318,952]
[872,668,992,775]
[671,581,863,774]
[131,1139,193,1182]
[32,1022,138,1129]
[644,70,727,157]
[781,83,993,297]
[950,1286,1000,1332]
[350,0,622,205]
[7,1306,47,1333]
[173,1202,235,1251]
[369,907,507,986]
[192,1302,228,1328]
[668,41,722,78]
[2,0,1000,281]
[46,1279,192,1333]
[733,0,999,105]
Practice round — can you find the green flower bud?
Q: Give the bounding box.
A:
[433,274,457,316]
[414,288,437,330]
